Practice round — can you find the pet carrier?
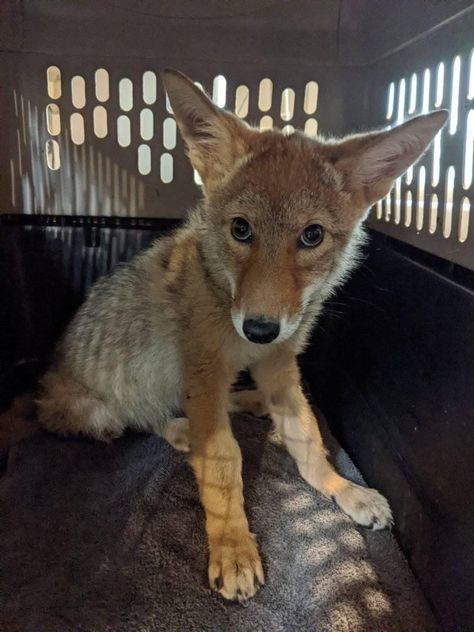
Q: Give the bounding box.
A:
[0,2,472,630]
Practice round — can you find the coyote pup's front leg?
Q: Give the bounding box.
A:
[184,357,264,602]
[252,350,393,530]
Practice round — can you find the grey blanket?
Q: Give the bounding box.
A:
[0,414,436,632]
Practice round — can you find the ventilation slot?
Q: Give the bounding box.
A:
[163,118,177,150]
[432,130,442,187]
[303,81,318,114]
[404,191,413,227]
[93,106,108,138]
[71,76,86,109]
[137,144,151,176]
[95,69,109,102]
[160,153,173,183]
[459,197,470,242]
[45,139,60,170]
[260,116,273,131]
[46,104,61,136]
[142,71,157,105]
[449,56,461,135]
[384,192,392,222]
[386,82,395,119]
[117,115,131,147]
[70,113,85,145]
[304,118,318,137]
[394,178,402,224]
[258,79,273,112]
[47,66,62,100]
[435,62,445,107]
[464,110,474,189]
[416,166,426,231]
[140,109,154,141]
[429,194,438,234]
[469,49,474,100]
[212,75,227,108]
[422,69,430,114]
[119,78,133,112]
[408,74,417,114]
[443,166,455,238]
[235,85,249,118]
[280,88,295,122]
[376,200,383,220]
[397,78,406,124]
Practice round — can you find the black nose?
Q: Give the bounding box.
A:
[242,317,280,344]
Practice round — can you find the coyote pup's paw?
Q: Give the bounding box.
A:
[209,532,264,602]
[334,482,393,530]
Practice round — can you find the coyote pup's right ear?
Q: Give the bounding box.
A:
[160,69,256,194]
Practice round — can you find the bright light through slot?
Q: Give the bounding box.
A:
[449,56,461,135]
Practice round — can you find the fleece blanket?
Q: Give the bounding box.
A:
[0,413,436,632]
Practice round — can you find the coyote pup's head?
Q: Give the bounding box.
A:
[162,70,447,345]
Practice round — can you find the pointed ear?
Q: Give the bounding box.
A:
[160,69,255,193]
[330,110,449,209]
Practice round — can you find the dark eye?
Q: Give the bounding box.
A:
[300,224,324,248]
[231,217,252,242]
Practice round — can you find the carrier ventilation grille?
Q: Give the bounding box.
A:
[41,69,319,182]
[372,48,473,268]
[9,67,321,218]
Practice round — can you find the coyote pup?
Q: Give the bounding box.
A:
[38,69,447,601]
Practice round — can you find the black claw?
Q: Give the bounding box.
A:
[214,575,223,590]
[331,495,337,503]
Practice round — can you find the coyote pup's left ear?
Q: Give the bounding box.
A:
[330,110,449,210]
[160,69,256,194]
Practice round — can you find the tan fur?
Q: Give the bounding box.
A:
[36,70,447,602]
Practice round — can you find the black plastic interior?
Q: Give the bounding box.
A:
[1,216,473,630]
